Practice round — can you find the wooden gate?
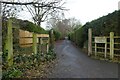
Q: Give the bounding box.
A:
[88,28,120,61]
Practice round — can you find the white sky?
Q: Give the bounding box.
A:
[16,0,120,29]
[64,0,119,24]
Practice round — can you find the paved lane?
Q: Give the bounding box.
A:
[48,40,118,78]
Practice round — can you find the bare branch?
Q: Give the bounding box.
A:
[1,0,67,27]
[0,1,35,5]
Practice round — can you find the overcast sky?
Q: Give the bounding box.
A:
[65,0,119,24]
[16,0,120,29]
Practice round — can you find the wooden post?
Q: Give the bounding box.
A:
[0,10,1,76]
[46,38,49,53]
[40,37,43,44]
[95,43,97,57]
[88,28,92,56]
[0,52,2,63]
[105,42,107,58]
[38,37,40,53]
[0,2,2,52]
[40,37,43,53]
[40,37,44,53]
[110,32,114,59]
[33,33,37,54]
[47,44,49,53]
[50,29,54,50]
[7,19,13,66]
[0,4,2,78]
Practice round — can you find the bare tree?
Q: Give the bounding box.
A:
[46,12,65,30]
[1,0,66,26]
[68,17,82,31]
[46,17,82,38]
[24,0,66,27]
[1,0,25,18]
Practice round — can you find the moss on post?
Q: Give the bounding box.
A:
[110,32,114,60]
[7,19,13,66]
[33,33,37,54]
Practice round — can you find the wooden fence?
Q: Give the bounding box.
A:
[19,29,49,47]
[4,19,50,66]
[88,28,120,61]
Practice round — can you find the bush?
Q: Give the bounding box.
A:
[53,30,61,41]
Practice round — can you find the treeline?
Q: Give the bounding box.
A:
[69,10,120,48]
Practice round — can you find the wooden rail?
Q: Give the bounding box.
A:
[88,28,120,61]
[4,19,51,66]
[19,29,49,47]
